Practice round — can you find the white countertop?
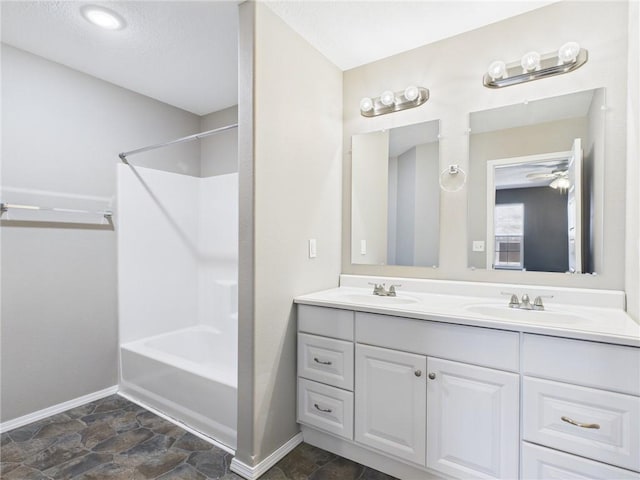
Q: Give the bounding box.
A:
[294,286,640,347]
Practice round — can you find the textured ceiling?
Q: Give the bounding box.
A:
[2,1,557,117]
[1,1,240,116]
[264,1,557,71]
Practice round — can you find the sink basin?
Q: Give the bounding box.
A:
[464,304,585,324]
[336,294,420,305]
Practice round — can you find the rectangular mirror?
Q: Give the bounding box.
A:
[468,88,605,274]
[351,120,440,266]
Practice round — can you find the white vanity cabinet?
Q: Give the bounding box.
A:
[354,344,427,465]
[297,306,355,441]
[522,334,640,478]
[297,305,521,480]
[426,357,519,479]
[296,304,640,480]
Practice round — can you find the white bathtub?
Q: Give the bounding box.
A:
[120,325,237,449]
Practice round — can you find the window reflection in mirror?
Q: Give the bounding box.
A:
[351,120,440,266]
[468,89,604,274]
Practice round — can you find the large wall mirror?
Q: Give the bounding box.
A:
[467,88,605,274]
[351,120,440,266]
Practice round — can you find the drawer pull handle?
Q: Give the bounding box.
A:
[314,403,332,413]
[313,357,332,365]
[561,416,601,429]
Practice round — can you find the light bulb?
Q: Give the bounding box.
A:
[521,51,541,72]
[80,5,125,30]
[550,177,570,190]
[487,60,507,80]
[359,97,374,112]
[380,90,395,107]
[558,41,580,64]
[404,85,419,101]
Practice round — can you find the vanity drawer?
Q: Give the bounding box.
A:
[298,305,354,341]
[298,333,354,390]
[523,377,640,471]
[298,378,353,440]
[523,334,640,395]
[356,312,519,372]
[522,442,640,480]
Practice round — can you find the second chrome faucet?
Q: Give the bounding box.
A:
[369,282,401,297]
[502,292,552,311]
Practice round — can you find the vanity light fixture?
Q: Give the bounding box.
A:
[80,5,126,30]
[359,85,429,117]
[483,42,587,88]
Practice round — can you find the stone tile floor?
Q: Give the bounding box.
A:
[0,395,397,479]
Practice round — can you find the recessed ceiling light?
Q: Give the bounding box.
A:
[80,5,126,30]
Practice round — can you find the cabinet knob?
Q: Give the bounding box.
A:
[414,370,422,377]
[428,373,436,380]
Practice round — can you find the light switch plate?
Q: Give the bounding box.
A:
[360,240,367,255]
[309,239,317,258]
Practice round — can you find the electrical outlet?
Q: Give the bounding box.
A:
[472,240,485,252]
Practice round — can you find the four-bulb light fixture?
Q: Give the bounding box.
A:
[360,85,429,117]
[484,41,587,88]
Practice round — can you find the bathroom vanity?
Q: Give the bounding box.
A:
[294,277,640,480]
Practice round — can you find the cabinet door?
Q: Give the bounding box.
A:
[355,344,427,466]
[426,357,519,479]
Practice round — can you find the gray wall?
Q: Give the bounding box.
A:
[413,142,439,267]
[0,45,201,422]
[496,187,569,273]
[201,105,238,177]
[395,147,417,265]
[236,1,342,467]
[343,1,630,293]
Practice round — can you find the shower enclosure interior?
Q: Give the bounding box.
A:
[117,127,238,450]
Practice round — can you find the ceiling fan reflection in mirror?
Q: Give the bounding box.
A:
[527,167,570,191]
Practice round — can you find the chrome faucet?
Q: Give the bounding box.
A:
[368,283,401,297]
[520,294,533,310]
[502,292,553,310]
[502,292,520,308]
[533,295,553,311]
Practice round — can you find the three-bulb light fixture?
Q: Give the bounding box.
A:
[359,85,429,117]
[484,41,587,88]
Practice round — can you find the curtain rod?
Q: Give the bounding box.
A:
[118,123,238,163]
[1,202,113,218]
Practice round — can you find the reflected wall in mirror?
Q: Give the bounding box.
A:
[468,88,605,274]
[352,120,440,266]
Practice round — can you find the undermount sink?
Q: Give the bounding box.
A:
[464,304,585,324]
[336,293,420,305]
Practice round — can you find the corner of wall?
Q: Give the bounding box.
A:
[625,0,640,322]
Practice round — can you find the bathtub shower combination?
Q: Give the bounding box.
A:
[117,162,238,450]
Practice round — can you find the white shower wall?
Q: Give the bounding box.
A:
[118,165,238,343]
[198,174,239,337]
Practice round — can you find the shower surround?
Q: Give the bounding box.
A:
[117,165,238,450]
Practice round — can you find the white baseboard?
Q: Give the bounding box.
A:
[117,391,235,455]
[230,432,304,479]
[0,385,119,433]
